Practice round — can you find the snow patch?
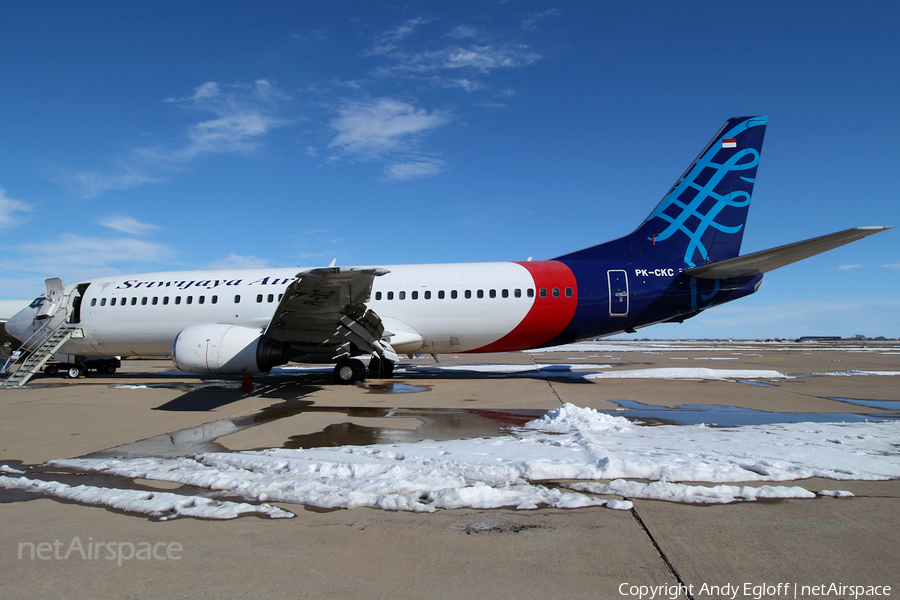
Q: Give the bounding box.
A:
[0,475,294,520]
[37,404,900,514]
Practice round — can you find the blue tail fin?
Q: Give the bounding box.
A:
[556,116,767,266]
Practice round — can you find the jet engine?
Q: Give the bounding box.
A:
[172,324,293,375]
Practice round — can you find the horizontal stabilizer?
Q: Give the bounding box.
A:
[683,226,890,280]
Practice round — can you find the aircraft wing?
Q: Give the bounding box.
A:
[263,267,396,360]
[683,226,890,280]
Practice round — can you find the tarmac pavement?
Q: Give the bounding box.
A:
[1,340,898,599]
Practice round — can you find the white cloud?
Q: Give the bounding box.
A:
[447,25,479,39]
[16,234,174,274]
[328,98,450,157]
[387,17,430,41]
[152,80,288,162]
[73,168,163,198]
[445,78,484,92]
[379,44,541,76]
[365,17,431,57]
[838,264,864,271]
[0,188,34,228]
[208,254,270,269]
[97,214,159,235]
[68,80,289,198]
[384,158,447,181]
[521,9,559,31]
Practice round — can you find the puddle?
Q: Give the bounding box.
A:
[84,404,546,458]
[603,399,900,427]
[826,397,900,411]
[285,408,544,448]
[364,382,432,394]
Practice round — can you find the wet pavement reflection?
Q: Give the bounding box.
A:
[604,399,900,427]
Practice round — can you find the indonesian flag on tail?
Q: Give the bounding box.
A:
[721,138,737,148]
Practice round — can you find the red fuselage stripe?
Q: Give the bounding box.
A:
[471,261,578,353]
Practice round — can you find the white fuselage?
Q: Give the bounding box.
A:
[8,262,561,358]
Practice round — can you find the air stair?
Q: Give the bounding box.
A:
[2,321,80,388]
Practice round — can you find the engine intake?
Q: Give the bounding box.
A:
[172,324,293,375]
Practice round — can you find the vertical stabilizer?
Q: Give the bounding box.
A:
[556,116,767,265]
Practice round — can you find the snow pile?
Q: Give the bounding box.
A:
[567,480,817,504]
[584,368,788,380]
[521,403,636,434]
[31,404,900,516]
[0,475,293,520]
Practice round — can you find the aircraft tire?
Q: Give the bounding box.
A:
[44,365,59,376]
[66,367,83,379]
[334,359,365,384]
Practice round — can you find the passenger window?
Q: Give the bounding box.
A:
[528,289,535,298]
[399,291,406,300]
[267,294,274,303]
[163,297,169,305]
[424,291,431,300]
[212,296,218,304]
[477,290,484,299]
[502,289,508,298]
[376,291,382,300]
[552,288,559,297]
[565,288,573,297]
[490,289,497,298]
[515,289,521,298]
[131,297,137,306]
[175,297,181,305]
[257,294,263,303]
[186,296,193,305]
[234,295,240,304]
[387,291,394,300]
[152,297,158,305]
[451,290,458,299]
[100,298,107,306]
[465,290,472,299]
[198,296,205,305]
[90,298,97,307]
[438,290,445,299]
[278,294,283,301]
[141,297,148,305]
[412,291,418,300]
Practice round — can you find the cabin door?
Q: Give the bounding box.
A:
[607,270,629,316]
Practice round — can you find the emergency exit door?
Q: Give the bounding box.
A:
[607,270,629,316]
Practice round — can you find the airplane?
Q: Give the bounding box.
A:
[3,116,889,385]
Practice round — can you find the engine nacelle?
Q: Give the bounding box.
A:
[172,324,292,375]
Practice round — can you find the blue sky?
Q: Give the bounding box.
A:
[1,1,897,339]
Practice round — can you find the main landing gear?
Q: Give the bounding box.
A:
[334,359,366,384]
[333,357,395,384]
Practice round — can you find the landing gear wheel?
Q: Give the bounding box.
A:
[100,365,117,374]
[368,357,395,378]
[66,367,83,379]
[44,365,59,376]
[334,359,366,384]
